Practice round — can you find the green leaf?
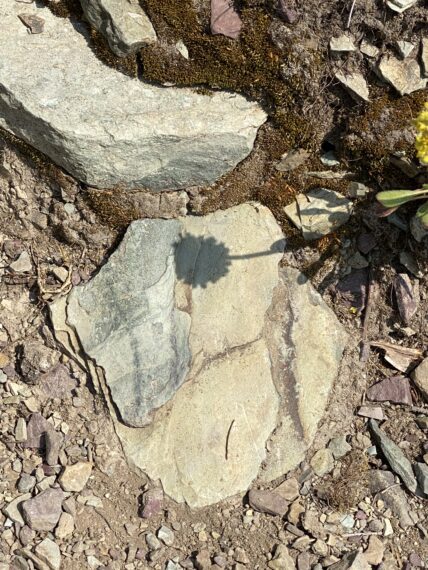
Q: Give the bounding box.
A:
[376,188,428,208]
[416,200,428,228]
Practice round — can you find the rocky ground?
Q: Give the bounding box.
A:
[1,0,428,569]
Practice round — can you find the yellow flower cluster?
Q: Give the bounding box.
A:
[415,102,428,165]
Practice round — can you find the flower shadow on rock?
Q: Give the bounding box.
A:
[174,234,285,289]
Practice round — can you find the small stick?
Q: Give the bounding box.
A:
[225,419,235,461]
[346,0,357,28]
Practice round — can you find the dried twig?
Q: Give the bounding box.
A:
[225,419,235,461]
[346,0,357,28]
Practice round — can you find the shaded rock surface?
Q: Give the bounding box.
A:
[377,56,427,95]
[0,0,266,190]
[335,72,369,102]
[51,204,347,507]
[80,0,157,57]
[412,357,428,401]
[283,188,352,240]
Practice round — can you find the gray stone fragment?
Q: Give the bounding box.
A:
[157,525,174,546]
[330,35,356,53]
[368,469,414,528]
[10,251,32,273]
[10,556,29,570]
[284,188,352,240]
[141,488,163,518]
[358,406,384,421]
[55,512,74,539]
[59,462,92,492]
[37,364,76,401]
[80,0,157,57]
[367,375,413,405]
[268,544,296,570]
[369,420,417,493]
[275,149,311,172]
[335,72,369,102]
[422,38,428,77]
[328,436,351,459]
[320,151,340,167]
[310,448,334,476]
[348,252,368,269]
[35,538,61,570]
[414,462,428,495]
[379,486,413,528]
[410,215,428,242]
[24,413,54,449]
[21,342,59,384]
[329,551,370,570]
[45,430,63,466]
[21,488,64,531]
[360,41,379,58]
[0,0,265,191]
[248,489,289,516]
[377,56,427,95]
[146,532,161,551]
[211,0,242,39]
[18,13,44,34]
[396,40,415,59]
[275,478,300,501]
[368,469,396,494]
[18,474,36,494]
[348,182,370,198]
[364,535,385,566]
[412,358,428,401]
[15,418,27,442]
[386,0,417,12]
[3,493,32,525]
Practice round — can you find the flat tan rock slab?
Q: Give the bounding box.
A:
[0,0,266,190]
[51,204,347,507]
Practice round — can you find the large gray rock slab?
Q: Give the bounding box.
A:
[80,0,157,57]
[51,204,348,507]
[0,1,266,190]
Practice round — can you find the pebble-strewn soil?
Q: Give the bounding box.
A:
[1,0,428,568]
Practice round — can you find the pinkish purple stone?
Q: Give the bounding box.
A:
[141,488,163,519]
[211,0,242,39]
[367,375,413,405]
[37,364,77,401]
[21,488,64,531]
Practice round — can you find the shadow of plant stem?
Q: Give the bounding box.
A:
[174,234,285,288]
